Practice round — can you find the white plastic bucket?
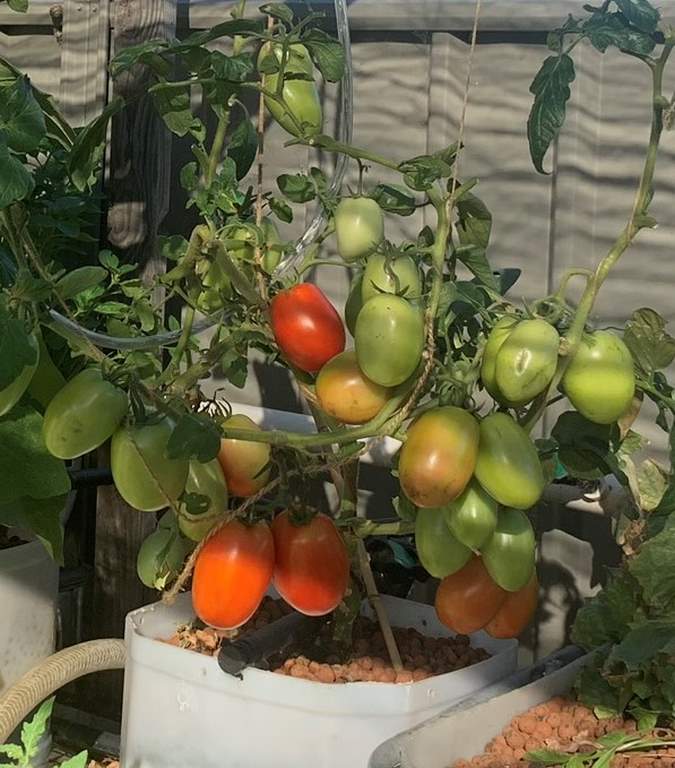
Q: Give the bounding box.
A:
[0,540,59,693]
[120,593,517,768]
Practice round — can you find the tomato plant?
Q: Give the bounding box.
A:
[1,0,674,714]
[192,520,275,629]
[270,283,345,374]
[435,556,507,635]
[272,511,349,615]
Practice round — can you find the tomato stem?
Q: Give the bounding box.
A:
[522,41,674,434]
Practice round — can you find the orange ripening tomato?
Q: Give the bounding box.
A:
[217,414,271,497]
[315,350,391,424]
[272,511,350,615]
[192,520,275,630]
[270,283,346,374]
[485,571,539,639]
[435,556,507,635]
[398,406,479,508]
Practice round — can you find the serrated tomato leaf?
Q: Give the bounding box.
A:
[167,412,221,463]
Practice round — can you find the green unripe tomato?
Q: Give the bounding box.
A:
[562,330,635,425]
[335,198,385,263]
[481,508,536,592]
[43,369,128,459]
[111,419,189,512]
[415,507,471,578]
[258,43,322,138]
[445,480,498,552]
[137,525,191,590]
[475,412,545,510]
[361,252,421,303]
[0,331,39,417]
[355,294,424,387]
[179,459,228,542]
[344,272,364,337]
[495,319,560,405]
[481,316,519,402]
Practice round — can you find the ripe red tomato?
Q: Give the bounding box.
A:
[270,284,345,374]
[485,571,539,639]
[272,511,350,615]
[435,556,507,634]
[192,520,275,630]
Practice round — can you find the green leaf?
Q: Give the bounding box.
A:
[392,494,417,522]
[209,51,255,82]
[596,731,635,749]
[624,308,675,375]
[629,527,675,614]
[277,172,316,203]
[456,192,492,251]
[259,3,294,24]
[528,53,575,174]
[0,135,34,209]
[0,743,24,760]
[584,12,655,55]
[551,411,622,481]
[55,266,107,299]
[370,183,416,216]
[0,302,38,391]
[526,748,573,765]
[302,28,346,83]
[614,0,660,33]
[109,40,170,79]
[0,405,71,504]
[7,0,29,11]
[575,659,623,715]
[0,493,66,563]
[150,82,202,138]
[167,412,221,463]
[21,698,54,762]
[610,620,675,668]
[227,117,257,180]
[269,196,293,223]
[572,570,640,648]
[495,267,522,295]
[454,244,498,290]
[0,75,46,153]
[398,154,454,191]
[178,18,262,50]
[68,97,125,191]
[60,752,89,768]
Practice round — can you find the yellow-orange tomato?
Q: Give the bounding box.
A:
[315,350,391,424]
[398,406,479,508]
[435,556,507,635]
[485,571,539,639]
[217,414,271,498]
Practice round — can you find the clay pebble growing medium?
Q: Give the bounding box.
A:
[452,697,675,768]
[162,597,491,684]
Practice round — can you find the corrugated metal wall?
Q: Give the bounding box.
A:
[2,0,674,657]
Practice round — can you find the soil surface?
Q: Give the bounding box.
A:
[162,597,491,684]
[453,697,675,768]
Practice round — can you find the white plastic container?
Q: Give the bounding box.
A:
[369,648,590,768]
[0,540,59,693]
[120,594,518,768]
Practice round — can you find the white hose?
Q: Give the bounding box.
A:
[0,639,126,744]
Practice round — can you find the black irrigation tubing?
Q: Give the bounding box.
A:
[67,467,113,489]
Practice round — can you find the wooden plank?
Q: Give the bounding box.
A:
[59,0,110,126]
[85,0,177,718]
[186,0,675,33]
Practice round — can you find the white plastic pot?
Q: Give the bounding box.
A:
[0,540,59,693]
[120,594,518,768]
